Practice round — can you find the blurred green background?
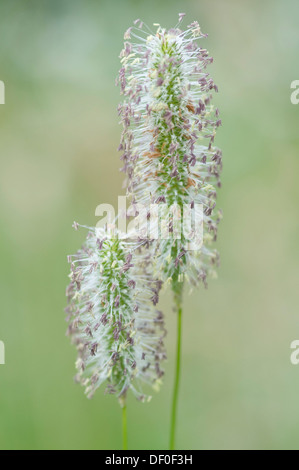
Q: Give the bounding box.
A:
[1,0,299,450]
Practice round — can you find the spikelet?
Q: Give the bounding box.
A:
[65,225,166,401]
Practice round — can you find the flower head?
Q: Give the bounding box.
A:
[118,15,222,288]
[66,226,166,401]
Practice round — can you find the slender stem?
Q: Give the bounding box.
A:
[122,403,128,450]
[169,292,183,450]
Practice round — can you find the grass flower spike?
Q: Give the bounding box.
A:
[118,15,223,449]
[118,16,222,289]
[66,226,166,403]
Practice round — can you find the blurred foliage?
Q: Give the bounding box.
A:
[0,0,299,450]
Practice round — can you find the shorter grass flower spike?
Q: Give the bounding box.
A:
[66,225,166,402]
